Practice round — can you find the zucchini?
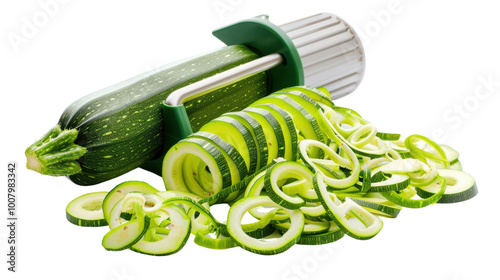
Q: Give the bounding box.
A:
[162,138,231,198]
[275,219,330,235]
[102,181,159,223]
[297,222,344,245]
[194,234,237,250]
[227,196,304,255]
[270,91,323,117]
[223,111,269,171]
[264,161,314,210]
[199,116,258,175]
[131,205,191,256]
[189,131,248,202]
[348,193,402,218]
[250,104,298,162]
[102,203,150,251]
[251,95,325,145]
[416,169,477,203]
[279,85,334,108]
[312,173,383,240]
[66,191,108,227]
[381,177,447,208]
[299,139,360,190]
[25,45,266,185]
[243,107,286,161]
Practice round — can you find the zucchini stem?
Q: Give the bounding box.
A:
[25,125,86,176]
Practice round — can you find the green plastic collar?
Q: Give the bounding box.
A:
[212,15,304,92]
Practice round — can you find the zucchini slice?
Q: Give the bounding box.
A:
[199,116,258,175]
[279,85,334,108]
[368,172,411,193]
[66,191,108,227]
[189,131,248,182]
[102,203,150,251]
[102,181,159,223]
[264,161,313,209]
[131,205,191,256]
[349,193,402,218]
[227,196,304,255]
[381,177,446,208]
[416,169,477,203]
[299,139,360,189]
[297,222,344,245]
[250,103,299,161]
[189,131,248,202]
[251,95,325,147]
[317,110,388,158]
[163,138,232,198]
[223,111,268,171]
[271,91,324,116]
[243,107,286,160]
[194,233,237,250]
[312,173,383,240]
[275,219,330,235]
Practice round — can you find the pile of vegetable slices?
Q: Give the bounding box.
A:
[66,86,477,255]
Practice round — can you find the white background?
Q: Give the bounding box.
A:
[1,1,499,279]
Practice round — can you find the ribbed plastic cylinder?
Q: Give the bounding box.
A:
[279,13,365,99]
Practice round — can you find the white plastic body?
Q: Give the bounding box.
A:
[279,13,366,99]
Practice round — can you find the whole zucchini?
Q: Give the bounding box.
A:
[25,45,268,186]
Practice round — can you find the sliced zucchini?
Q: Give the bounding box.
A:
[243,107,286,161]
[299,139,360,189]
[163,138,231,198]
[317,110,387,158]
[300,202,328,221]
[250,103,298,161]
[416,169,477,203]
[382,177,447,208]
[251,95,325,154]
[244,170,267,198]
[102,203,150,251]
[264,161,312,209]
[218,208,278,239]
[347,123,378,148]
[404,134,449,168]
[368,172,411,193]
[349,193,402,218]
[102,181,159,223]
[329,106,366,137]
[244,169,290,222]
[199,116,258,174]
[194,233,237,250]
[439,144,459,164]
[385,140,413,159]
[449,160,462,171]
[270,91,323,117]
[189,131,248,202]
[66,191,108,227]
[376,132,401,141]
[131,205,191,256]
[279,85,334,108]
[189,131,248,182]
[312,173,383,240]
[227,196,304,255]
[275,219,330,235]
[297,222,344,245]
[223,111,268,171]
